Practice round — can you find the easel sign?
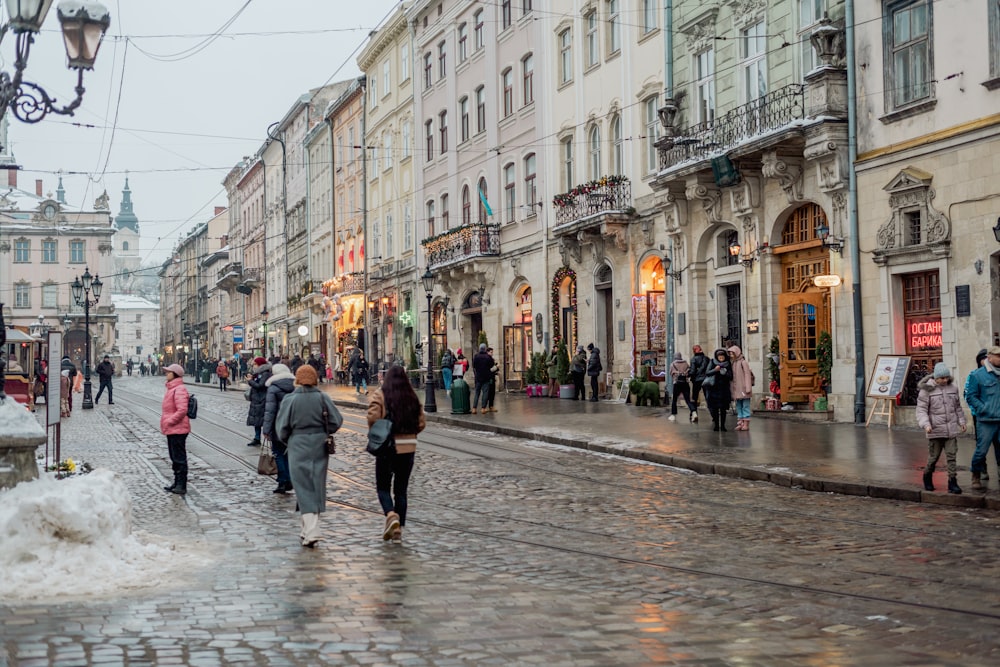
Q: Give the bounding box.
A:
[865,355,911,428]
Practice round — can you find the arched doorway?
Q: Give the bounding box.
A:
[65,329,86,370]
[595,264,614,372]
[461,291,484,353]
[503,285,533,389]
[774,203,831,401]
[551,267,577,351]
[635,256,665,380]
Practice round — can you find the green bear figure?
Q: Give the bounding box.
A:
[628,378,661,407]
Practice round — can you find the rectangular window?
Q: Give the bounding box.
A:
[643,0,657,33]
[586,13,599,67]
[502,0,512,30]
[798,0,825,75]
[460,97,470,142]
[458,23,468,63]
[382,60,391,97]
[42,240,57,263]
[504,163,516,223]
[15,283,30,308]
[439,112,448,154]
[423,52,433,90]
[438,41,447,79]
[385,214,394,256]
[524,154,537,209]
[441,194,449,230]
[42,283,57,308]
[905,210,922,245]
[991,0,1000,80]
[522,55,534,104]
[425,120,434,161]
[384,133,393,172]
[369,76,377,108]
[607,0,621,55]
[562,137,574,190]
[887,0,932,107]
[741,21,767,103]
[502,68,513,117]
[523,1,533,15]
[135,329,142,341]
[402,121,411,158]
[644,97,660,173]
[404,202,413,250]
[559,29,573,84]
[371,220,381,260]
[695,50,716,123]
[476,86,486,133]
[474,10,484,50]
[426,201,435,238]
[70,240,85,263]
[14,240,29,262]
[400,41,409,81]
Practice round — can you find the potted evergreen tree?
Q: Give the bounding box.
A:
[524,356,538,396]
[533,352,549,396]
[556,340,575,399]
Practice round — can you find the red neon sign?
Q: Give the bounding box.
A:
[907,318,942,350]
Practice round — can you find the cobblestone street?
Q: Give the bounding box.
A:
[2,376,999,666]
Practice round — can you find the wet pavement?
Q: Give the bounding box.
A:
[1,375,999,666]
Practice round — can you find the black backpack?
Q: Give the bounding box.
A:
[187,394,198,419]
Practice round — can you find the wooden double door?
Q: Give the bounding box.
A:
[777,247,831,402]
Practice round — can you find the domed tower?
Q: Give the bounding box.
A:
[113,177,141,292]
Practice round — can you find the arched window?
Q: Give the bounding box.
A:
[588,125,601,179]
[477,177,489,223]
[462,185,471,225]
[122,241,129,251]
[781,203,827,245]
[524,153,537,208]
[611,115,623,174]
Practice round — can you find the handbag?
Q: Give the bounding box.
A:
[244,387,252,401]
[367,415,395,457]
[321,404,337,456]
[701,374,716,388]
[257,438,277,476]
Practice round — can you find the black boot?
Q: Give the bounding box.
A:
[948,477,962,495]
[170,485,187,495]
[164,473,178,492]
[922,469,934,491]
[719,412,727,432]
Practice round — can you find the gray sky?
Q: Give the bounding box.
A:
[5,0,400,266]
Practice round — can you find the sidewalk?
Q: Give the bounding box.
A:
[316,380,1000,510]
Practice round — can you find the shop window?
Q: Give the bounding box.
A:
[900,269,941,405]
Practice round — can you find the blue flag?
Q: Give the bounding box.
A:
[477,185,493,217]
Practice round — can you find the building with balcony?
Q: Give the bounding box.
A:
[854,0,1000,413]
[358,2,417,369]
[648,0,853,412]
[111,294,160,366]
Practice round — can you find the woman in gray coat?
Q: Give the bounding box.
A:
[276,365,343,547]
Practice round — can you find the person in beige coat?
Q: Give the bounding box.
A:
[728,345,754,431]
[367,365,426,543]
[917,363,966,494]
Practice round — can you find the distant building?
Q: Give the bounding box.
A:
[111,294,160,365]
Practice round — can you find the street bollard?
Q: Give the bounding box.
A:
[450,376,471,414]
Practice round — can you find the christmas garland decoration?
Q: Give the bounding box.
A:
[550,266,577,347]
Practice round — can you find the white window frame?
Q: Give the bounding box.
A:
[504,162,516,223]
[885,0,933,109]
[400,41,409,81]
[402,121,411,159]
[382,60,391,97]
[524,153,537,209]
[559,29,573,84]
[42,283,57,308]
[740,20,767,104]
[42,240,57,263]
[502,68,514,117]
[644,97,660,173]
[522,54,534,105]
[14,239,29,262]
[15,283,30,308]
[643,0,657,34]
[562,136,574,190]
[385,213,394,256]
[588,125,601,180]
[404,202,413,250]
[612,115,623,175]
[474,10,485,50]
[607,0,621,55]
[695,49,716,124]
[458,23,468,63]
[70,240,85,263]
[797,0,825,75]
[586,12,599,68]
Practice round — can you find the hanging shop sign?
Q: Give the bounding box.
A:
[813,274,842,287]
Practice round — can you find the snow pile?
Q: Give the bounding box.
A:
[0,397,45,438]
[0,469,202,600]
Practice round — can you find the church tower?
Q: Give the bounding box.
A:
[113,177,142,292]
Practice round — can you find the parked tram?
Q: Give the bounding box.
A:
[2,328,46,410]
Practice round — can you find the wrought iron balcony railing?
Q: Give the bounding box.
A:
[241,267,262,285]
[552,176,632,227]
[216,261,242,286]
[421,223,501,270]
[327,272,364,295]
[658,84,805,170]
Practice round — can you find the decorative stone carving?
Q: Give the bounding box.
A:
[809,18,846,68]
[761,151,803,203]
[577,229,605,264]
[559,235,582,266]
[874,168,951,255]
[94,190,110,211]
[731,0,767,29]
[639,219,655,246]
[678,3,719,53]
[601,222,629,252]
[828,190,848,237]
[685,181,722,223]
[728,176,760,218]
[0,190,15,210]
[663,190,688,233]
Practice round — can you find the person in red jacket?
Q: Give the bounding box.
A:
[161,363,191,495]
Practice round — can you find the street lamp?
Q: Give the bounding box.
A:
[71,265,102,409]
[0,0,111,128]
[261,308,269,358]
[421,268,437,413]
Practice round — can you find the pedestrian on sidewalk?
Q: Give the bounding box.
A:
[95,355,115,405]
[350,349,369,394]
[245,356,272,447]
[546,347,559,398]
[440,347,455,394]
[705,348,733,432]
[455,348,469,381]
[688,345,711,423]
[276,365,343,548]
[965,348,1000,481]
[667,352,695,422]
[262,363,296,494]
[486,347,499,411]
[60,355,77,413]
[917,363,965,494]
[571,346,587,401]
[59,369,72,417]
[586,343,603,402]
[160,364,191,495]
[964,346,1000,490]
[471,344,493,414]
[367,365,426,544]
[216,359,230,392]
[728,345,753,431]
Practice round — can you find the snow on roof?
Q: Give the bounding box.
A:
[110,294,159,310]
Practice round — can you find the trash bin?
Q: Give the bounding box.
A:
[450,376,471,414]
[201,368,211,384]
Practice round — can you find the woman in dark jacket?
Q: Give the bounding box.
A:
[262,363,296,494]
[705,348,733,432]
[276,365,343,547]
[245,356,272,447]
[366,365,426,543]
[586,343,603,402]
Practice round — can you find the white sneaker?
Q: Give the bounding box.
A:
[667,415,676,422]
[691,411,698,423]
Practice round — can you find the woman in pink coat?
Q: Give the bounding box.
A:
[727,345,754,431]
[160,364,191,495]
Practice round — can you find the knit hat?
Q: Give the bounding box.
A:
[479,343,487,352]
[577,345,585,352]
[933,362,951,379]
[976,348,989,367]
[295,365,318,386]
[253,356,267,366]
[674,352,683,361]
[587,343,594,351]
[164,364,185,377]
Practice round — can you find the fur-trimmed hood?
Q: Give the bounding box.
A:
[266,363,294,387]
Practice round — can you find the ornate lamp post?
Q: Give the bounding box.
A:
[421,268,437,413]
[261,308,269,358]
[0,0,111,128]
[71,266,102,409]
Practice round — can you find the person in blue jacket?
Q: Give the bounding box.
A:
[963,346,1000,491]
